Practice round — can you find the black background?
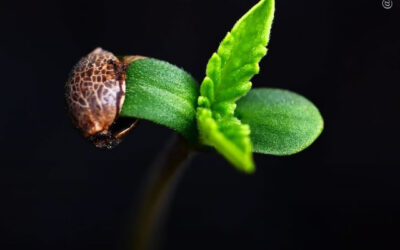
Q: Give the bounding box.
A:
[1,0,400,249]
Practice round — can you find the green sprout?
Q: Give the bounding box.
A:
[120,0,323,172]
[65,0,323,249]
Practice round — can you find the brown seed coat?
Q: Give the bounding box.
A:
[65,48,143,148]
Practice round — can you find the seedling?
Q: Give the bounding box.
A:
[65,0,323,249]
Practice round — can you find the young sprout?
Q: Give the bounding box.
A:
[65,0,323,249]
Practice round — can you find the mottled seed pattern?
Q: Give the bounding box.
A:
[65,48,127,138]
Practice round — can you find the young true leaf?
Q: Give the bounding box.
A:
[197,0,275,172]
[197,107,254,172]
[120,58,199,143]
[236,88,324,155]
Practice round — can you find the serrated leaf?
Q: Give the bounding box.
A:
[120,58,199,143]
[197,108,254,173]
[235,88,324,155]
[197,0,275,172]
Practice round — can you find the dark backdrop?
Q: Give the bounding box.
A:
[1,0,399,249]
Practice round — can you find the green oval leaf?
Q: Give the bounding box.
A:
[235,88,323,155]
[120,58,199,143]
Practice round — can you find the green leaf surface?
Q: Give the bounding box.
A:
[120,58,199,143]
[197,0,275,172]
[197,108,254,173]
[236,88,324,155]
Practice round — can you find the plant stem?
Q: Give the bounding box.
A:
[132,134,195,250]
